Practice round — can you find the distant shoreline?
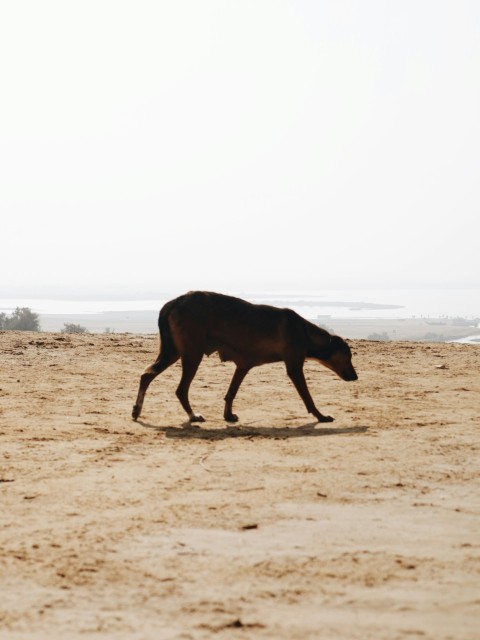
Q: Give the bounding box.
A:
[35,310,480,343]
[2,289,479,342]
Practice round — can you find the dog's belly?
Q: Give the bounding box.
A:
[205,340,282,368]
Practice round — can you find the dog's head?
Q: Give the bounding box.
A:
[315,336,358,381]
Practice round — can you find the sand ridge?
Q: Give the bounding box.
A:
[1,331,479,638]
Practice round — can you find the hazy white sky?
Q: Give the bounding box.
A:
[1,0,479,294]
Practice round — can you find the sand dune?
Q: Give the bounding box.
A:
[1,331,479,639]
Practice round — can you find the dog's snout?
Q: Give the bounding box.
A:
[344,368,358,382]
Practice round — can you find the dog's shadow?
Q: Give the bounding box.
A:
[137,419,368,441]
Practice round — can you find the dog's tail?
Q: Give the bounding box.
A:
[151,299,178,371]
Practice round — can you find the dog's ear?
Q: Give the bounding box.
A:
[305,323,332,350]
[329,335,351,355]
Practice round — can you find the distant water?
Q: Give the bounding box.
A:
[1,288,479,321]
[247,288,479,320]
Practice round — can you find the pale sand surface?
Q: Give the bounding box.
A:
[1,331,479,639]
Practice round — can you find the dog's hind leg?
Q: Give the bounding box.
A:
[132,351,179,420]
[286,362,334,423]
[224,366,250,422]
[176,353,205,422]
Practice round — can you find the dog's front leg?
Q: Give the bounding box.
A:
[285,363,334,423]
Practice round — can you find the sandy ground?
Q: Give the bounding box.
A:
[1,331,479,639]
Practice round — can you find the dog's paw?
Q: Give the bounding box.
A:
[132,404,141,421]
[189,413,205,423]
[317,414,334,423]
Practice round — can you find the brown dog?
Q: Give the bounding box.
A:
[132,291,357,424]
